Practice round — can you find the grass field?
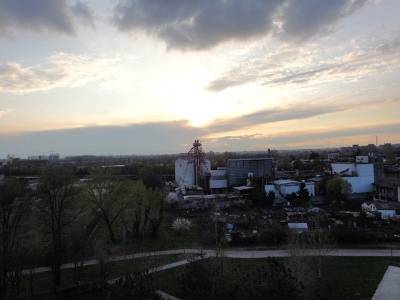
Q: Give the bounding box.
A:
[19,253,187,297]
[20,253,400,299]
[153,256,400,300]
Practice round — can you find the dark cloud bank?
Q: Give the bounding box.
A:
[1,99,397,156]
[1,120,398,157]
[0,0,94,34]
[0,0,366,44]
[113,0,367,50]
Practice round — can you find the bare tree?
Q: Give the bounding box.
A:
[288,229,334,299]
[0,178,29,300]
[288,234,312,290]
[122,181,147,239]
[123,182,166,242]
[93,238,111,295]
[36,168,79,295]
[86,174,130,243]
[69,222,91,287]
[148,188,164,238]
[22,236,42,300]
[306,229,335,278]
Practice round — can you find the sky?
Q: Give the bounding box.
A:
[0,0,400,157]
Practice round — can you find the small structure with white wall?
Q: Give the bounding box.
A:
[288,223,308,233]
[361,201,400,219]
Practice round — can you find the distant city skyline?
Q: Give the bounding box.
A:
[1,136,398,160]
[1,0,400,156]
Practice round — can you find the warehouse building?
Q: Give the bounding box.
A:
[227,158,274,187]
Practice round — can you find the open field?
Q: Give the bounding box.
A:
[153,256,400,300]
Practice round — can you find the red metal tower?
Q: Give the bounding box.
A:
[188,139,205,186]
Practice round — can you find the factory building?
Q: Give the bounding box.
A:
[175,159,195,188]
[175,140,211,189]
[175,158,211,188]
[209,168,228,193]
[227,158,274,187]
[331,156,375,194]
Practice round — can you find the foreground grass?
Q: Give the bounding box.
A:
[19,254,186,297]
[153,256,400,300]
[316,256,400,300]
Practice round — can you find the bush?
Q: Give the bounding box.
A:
[331,227,393,244]
[172,218,192,234]
[259,226,288,245]
[178,258,304,300]
[230,231,257,246]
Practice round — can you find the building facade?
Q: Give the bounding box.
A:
[175,158,211,188]
[331,160,375,194]
[374,178,400,202]
[209,168,228,192]
[227,158,274,187]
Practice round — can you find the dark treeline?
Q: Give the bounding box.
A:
[0,166,166,300]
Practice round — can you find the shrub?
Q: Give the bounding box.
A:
[259,226,288,245]
[172,218,192,233]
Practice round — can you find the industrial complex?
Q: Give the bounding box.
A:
[171,140,400,222]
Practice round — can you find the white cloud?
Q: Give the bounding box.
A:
[0,53,121,94]
[205,97,399,133]
[208,35,400,91]
[0,109,12,118]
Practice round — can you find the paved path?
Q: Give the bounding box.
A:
[23,248,400,275]
[372,266,400,300]
[106,254,209,285]
[155,290,181,300]
[222,248,400,258]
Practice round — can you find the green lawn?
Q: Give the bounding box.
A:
[19,254,187,297]
[22,255,400,299]
[153,256,400,300]
[314,256,400,300]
